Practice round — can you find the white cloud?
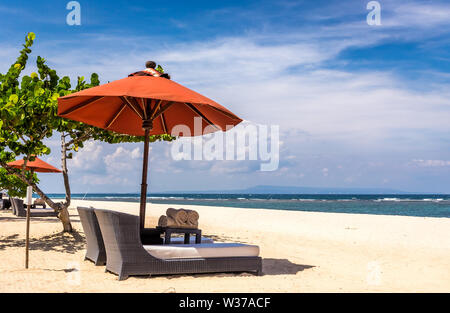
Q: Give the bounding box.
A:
[209,162,253,175]
[70,141,103,170]
[130,147,141,159]
[411,159,450,167]
[78,174,132,187]
[43,156,57,166]
[104,146,142,173]
[385,2,450,28]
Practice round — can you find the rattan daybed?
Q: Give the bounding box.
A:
[94,208,262,280]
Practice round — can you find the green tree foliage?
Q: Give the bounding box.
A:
[0,33,174,231]
[0,167,33,198]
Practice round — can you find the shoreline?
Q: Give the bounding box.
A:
[73,198,450,218]
[0,199,449,292]
[34,195,450,219]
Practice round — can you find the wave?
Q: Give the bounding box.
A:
[374,198,449,203]
[38,193,450,218]
[48,193,450,204]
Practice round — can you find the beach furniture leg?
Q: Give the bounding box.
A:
[165,229,171,244]
[118,271,128,281]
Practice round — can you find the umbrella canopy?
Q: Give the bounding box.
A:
[57,75,242,231]
[58,76,242,136]
[7,157,62,173]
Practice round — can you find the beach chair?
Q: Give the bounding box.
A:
[11,198,26,217]
[94,209,262,280]
[76,207,211,266]
[0,198,11,210]
[9,198,16,215]
[33,198,46,209]
[11,198,57,218]
[77,207,107,266]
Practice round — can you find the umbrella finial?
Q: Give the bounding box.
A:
[145,61,171,80]
[145,61,156,69]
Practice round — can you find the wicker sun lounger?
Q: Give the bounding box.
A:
[33,198,46,209]
[77,207,212,266]
[77,207,107,265]
[0,198,11,210]
[11,198,57,217]
[9,198,17,215]
[94,209,262,280]
[11,198,24,216]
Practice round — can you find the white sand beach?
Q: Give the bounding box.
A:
[0,200,449,292]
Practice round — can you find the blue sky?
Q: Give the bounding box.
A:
[1,0,450,193]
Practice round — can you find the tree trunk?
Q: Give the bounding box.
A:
[61,134,71,209]
[59,133,73,232]
[57,204,72,232]
[25,179,73,232]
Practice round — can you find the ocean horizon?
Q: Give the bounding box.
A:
[45,193,450,218]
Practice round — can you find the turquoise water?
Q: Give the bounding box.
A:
[45,193,450,218]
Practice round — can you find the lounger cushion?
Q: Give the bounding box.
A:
[144,243,259,260]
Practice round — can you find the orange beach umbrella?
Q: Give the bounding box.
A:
[7,157,62,173]
[7,156,61,269]
[58,76,241,137]
[58,75,242,230]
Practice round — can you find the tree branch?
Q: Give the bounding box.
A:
[61,134,71,207]
[65,129,94,148]
[0,161,60,213]
[7,125,28,144]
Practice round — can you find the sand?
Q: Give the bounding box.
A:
[0,199,449,292]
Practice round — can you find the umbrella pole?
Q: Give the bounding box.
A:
[25,169,34,269]
[25,173,34,270]
[25,197,31,269]
[139,128,150,231]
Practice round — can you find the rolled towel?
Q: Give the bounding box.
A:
[158,215,166,227]
[158,215,177,228]
[158,215,197,229]
[166,208,188,225]
[184,209,199,228]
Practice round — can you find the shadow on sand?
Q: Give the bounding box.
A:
[0,212,80,224]
[0,224,314,278]
[0,230,85,254]
[149,257,313,281]
[164,233,316,277]
[261,258,314,275]
[0,216,63,224]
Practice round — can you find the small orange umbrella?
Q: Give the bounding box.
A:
[7,156,61,269]
[8,157,62,173]
[58,75,242,231]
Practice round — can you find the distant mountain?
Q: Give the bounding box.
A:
[163,185,412,194]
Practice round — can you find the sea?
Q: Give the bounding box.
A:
[44,193,450,218]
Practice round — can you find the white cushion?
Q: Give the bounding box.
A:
[164,237,214,244]
[144,243,260,260]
